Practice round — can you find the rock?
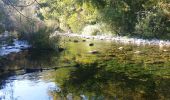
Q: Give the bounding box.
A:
[25,68,43,73]
[20,46,25,48]
[88,50,99,54]
[21,48,27,50]
[73,40,79,43]
[58,48,65,52]
[134,50,141,54]
[82,39,86,42]
[66,93,73,100]
[118,47,123,50]
[163,49,168,52]
[89,43,94,46]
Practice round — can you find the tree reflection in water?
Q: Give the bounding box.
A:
[50,61,170,100]
[1,37,170,99]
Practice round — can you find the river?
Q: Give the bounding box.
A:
[0,36,170,100]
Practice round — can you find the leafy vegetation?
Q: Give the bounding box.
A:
[38,0,170,39]
[20,27,59,50]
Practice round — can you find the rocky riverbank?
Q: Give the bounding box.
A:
[0,31,30,56]
[0,39,30,56]
[54,31,170,47]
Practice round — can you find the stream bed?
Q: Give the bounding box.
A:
[0,36,170,100]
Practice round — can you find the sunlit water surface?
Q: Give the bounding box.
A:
[0,71,58,100]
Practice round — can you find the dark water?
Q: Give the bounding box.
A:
[1,37,170,100]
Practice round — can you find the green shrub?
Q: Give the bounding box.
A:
[21,27,59,50]
[135,10,170,39]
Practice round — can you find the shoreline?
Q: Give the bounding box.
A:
[0,39,30,56]
[54,32,170,47]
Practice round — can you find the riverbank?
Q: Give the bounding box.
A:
[54,31,170,47]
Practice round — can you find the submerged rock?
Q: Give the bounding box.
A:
[89,43,94,46]
[73,40,79,43]
[82,39,86,42]
[88,50,99,54]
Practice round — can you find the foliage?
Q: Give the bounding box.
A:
[21,27,59,50]
[38,0,100,33]
[38,0,170,39]
[134,1,170,39]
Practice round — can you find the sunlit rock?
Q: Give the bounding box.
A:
[163,49,168,52]
[118,47,123,50]
[134,50,141,54]
[66,93,73,100]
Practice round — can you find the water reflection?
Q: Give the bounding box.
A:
[0,49,60,72]
[48,62,170,100]
[0,37,170,99]
[0,71,59,100]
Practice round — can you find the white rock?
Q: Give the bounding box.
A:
[118,47,123,50]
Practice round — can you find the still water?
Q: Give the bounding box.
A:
[1,37,170,100]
